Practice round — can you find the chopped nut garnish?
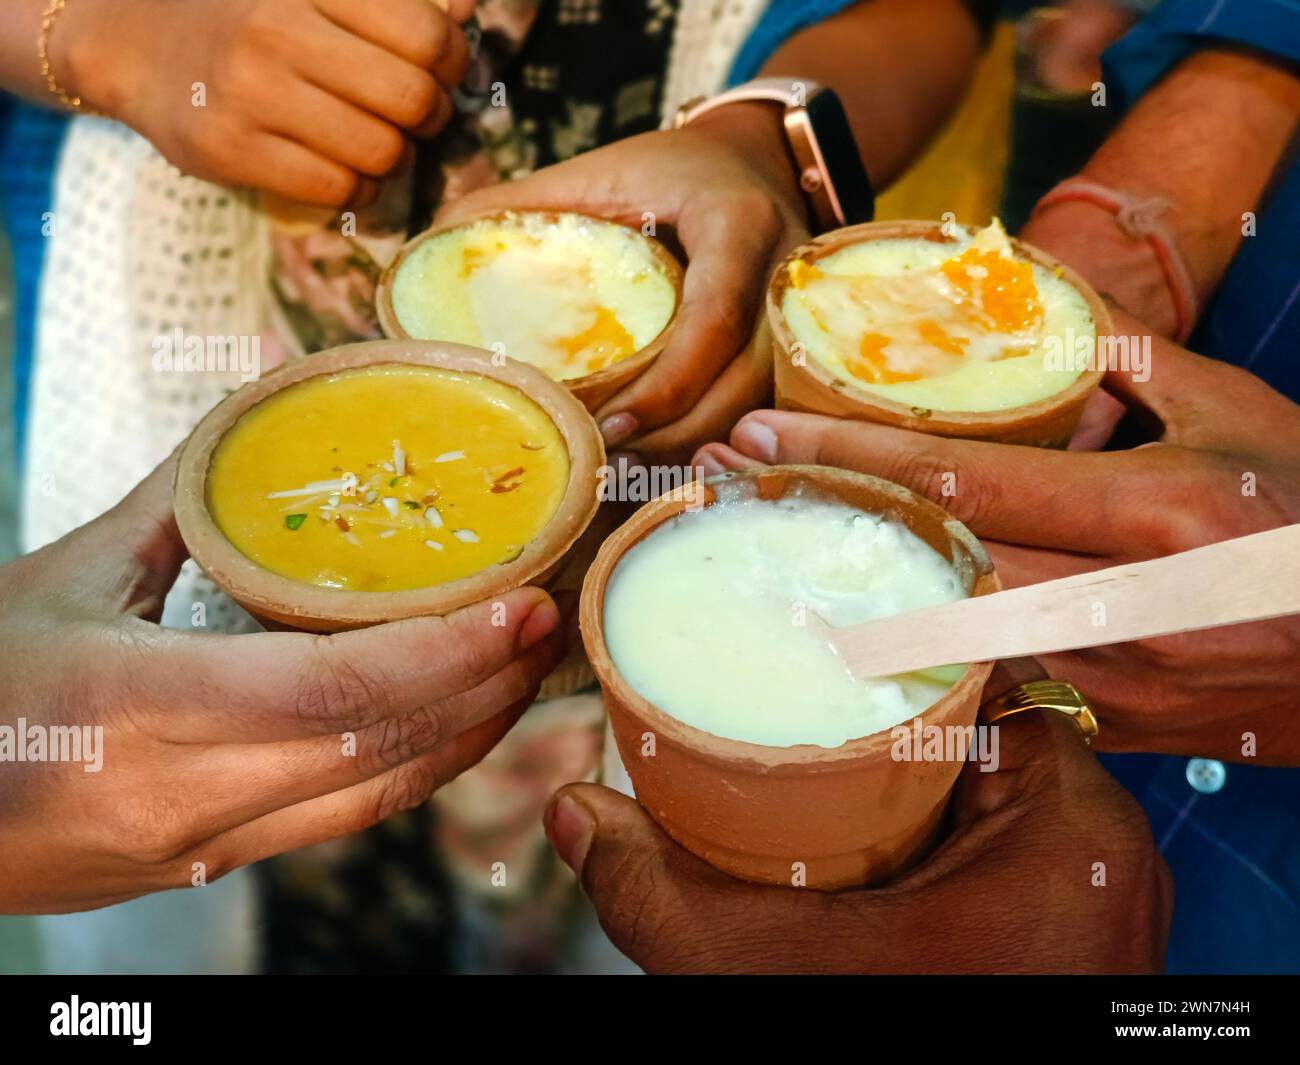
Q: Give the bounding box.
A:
[491,466,526,493]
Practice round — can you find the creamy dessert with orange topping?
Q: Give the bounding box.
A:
[780,220,1096,413]
[383,212,678,383]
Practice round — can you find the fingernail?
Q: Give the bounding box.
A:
[518,597,560,651]
[547,793,595,874]
[599,412,639,447]
[696,449,727,478]
[732,417,778,463]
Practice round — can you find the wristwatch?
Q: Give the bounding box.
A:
[674,77,875,232]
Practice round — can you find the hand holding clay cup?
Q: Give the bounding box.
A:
[700,311,1300,764]
[174,339,604,632]
[580,464,1000,891]
[545,709,1172,974]
[768,219,1112,448]
[424,114,811,463]
[0,456,568,915]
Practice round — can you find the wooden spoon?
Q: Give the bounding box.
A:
[822,524,1300,680]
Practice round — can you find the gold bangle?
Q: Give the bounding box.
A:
[38,0,92,113]
[982,679,1100,746]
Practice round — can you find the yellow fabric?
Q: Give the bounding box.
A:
[875,22,1015,226]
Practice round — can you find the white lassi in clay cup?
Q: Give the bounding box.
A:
[376,209,683,413]
[769,219,1113,447]
[580,465,1000,891]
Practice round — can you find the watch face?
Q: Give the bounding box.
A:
[806,89,875,226]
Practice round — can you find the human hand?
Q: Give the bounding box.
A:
[545,710,1170,973]
[57,0,474,206]
[1025,0,1137,94]
[436,102,811,465]
[696,311,1300,763]
[0,455,570,914]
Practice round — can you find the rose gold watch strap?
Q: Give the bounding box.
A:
[673,77,825,128]
[674,78,838,229]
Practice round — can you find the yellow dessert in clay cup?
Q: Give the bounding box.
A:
[173,340,604,632]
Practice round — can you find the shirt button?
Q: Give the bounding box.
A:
[1186,758,1227,794]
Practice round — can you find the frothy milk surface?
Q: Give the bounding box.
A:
[602,496,968,748]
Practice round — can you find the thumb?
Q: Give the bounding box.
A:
[52,452,189,620]
[545,782,798,973]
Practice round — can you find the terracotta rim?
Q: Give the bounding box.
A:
[580,464,1000,770]
[375,209,685,412]
[174,339,605,629]
[767,219,1112,435]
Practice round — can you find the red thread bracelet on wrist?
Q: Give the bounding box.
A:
[1031,179,1199,343]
